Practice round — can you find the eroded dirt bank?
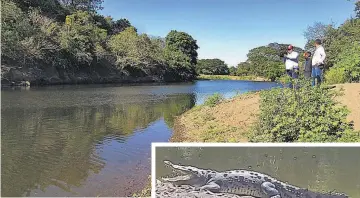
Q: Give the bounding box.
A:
[172,92,261,142]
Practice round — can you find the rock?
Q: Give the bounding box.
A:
[10,80,30,87]
[155,181,255,198]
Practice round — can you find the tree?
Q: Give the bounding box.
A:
[303,22,334,52]
[234,43,304,81]
[110,18,134,35]
[108,27,163,72]
[1,0,199,84]
[236,62,251,76]
[228,66,237,76]
[60,11,107,65]
[58,0,104,12]
[355,0,360,18]
[196,59,229,75]
[165,30,199,65]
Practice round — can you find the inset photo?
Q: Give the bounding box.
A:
[151,143,359,198]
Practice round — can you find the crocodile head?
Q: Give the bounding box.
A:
[161,160,209,187]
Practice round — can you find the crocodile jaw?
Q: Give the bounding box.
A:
[162,161,196,184]
[162,160,206,186]
[162,174,192,182]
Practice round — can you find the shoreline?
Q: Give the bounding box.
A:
[0,80,196,89]
[197,74,270,82]
[172,83,360,143]
[133,82,360,197]
[0,77,196,88]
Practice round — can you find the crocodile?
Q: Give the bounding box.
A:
[161,160,349,198]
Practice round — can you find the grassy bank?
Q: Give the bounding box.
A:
[135,82,360,197]
[197,74,269,82]
[173,81,360,143]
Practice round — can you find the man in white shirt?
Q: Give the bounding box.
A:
[284,45,299,79]
[311,39,326,86]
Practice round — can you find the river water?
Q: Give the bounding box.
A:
[1,80,279,197]
[155,147,360,198]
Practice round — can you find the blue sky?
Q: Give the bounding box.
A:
[99,0,357,66]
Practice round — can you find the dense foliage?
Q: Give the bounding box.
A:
[1,0,199,84]
[303,3,360,84]
[232,43,304,81]
[195,59,229,75]
[248,78,359,142]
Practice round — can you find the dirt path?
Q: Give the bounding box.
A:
[334,83,360,131]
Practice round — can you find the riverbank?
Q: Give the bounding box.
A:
[0,64,196,87]
[133,83,360,197]
[173,83,360,142]
[197,74,269,82]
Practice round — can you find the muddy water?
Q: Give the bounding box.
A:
[155,147,360,198]
[1,80,279,197]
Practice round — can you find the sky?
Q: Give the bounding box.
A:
[99,0,357,66]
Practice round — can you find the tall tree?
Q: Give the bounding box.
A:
[196,59,229,75]
[165,30,199,65]
[58,0,104,12]
[303,22,333,51]
[356,0,360,18]
[110,18,134,35]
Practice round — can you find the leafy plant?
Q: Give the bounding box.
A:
[324,67,347,84]
[204,93,224,107]
[248,79,356,142]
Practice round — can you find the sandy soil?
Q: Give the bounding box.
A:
[173,83,360,142]
[172,92,261,142]
[155,180,254,198]
[334,83,360,131]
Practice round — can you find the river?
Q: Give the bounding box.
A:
[155,146,360,197]
[1,80,279,197]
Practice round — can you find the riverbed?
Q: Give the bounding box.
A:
[1,80,279,197]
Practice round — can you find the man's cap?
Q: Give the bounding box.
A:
[287,45,293,50]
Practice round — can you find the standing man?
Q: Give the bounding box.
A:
[311,39,326,86]
[303,51,312,79]
[284,45,299,79]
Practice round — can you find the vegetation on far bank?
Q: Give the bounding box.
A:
[1,0,199,85]
[197,74,269,81]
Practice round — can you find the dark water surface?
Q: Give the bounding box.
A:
[1,80,279,197]
[156,147,360,198]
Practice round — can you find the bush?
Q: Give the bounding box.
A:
[324,67,347,84]
[325,41,360,84]
[204,93,224,107]
[248,79,356,142]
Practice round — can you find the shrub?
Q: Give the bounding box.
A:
[248,79,356,142]
[324,67,347,84]
[325,42,360,84]
[204,93,224,107]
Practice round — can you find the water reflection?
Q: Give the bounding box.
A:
[1,80,279,196]
[156,147,360,197]
[1,94,195,197]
